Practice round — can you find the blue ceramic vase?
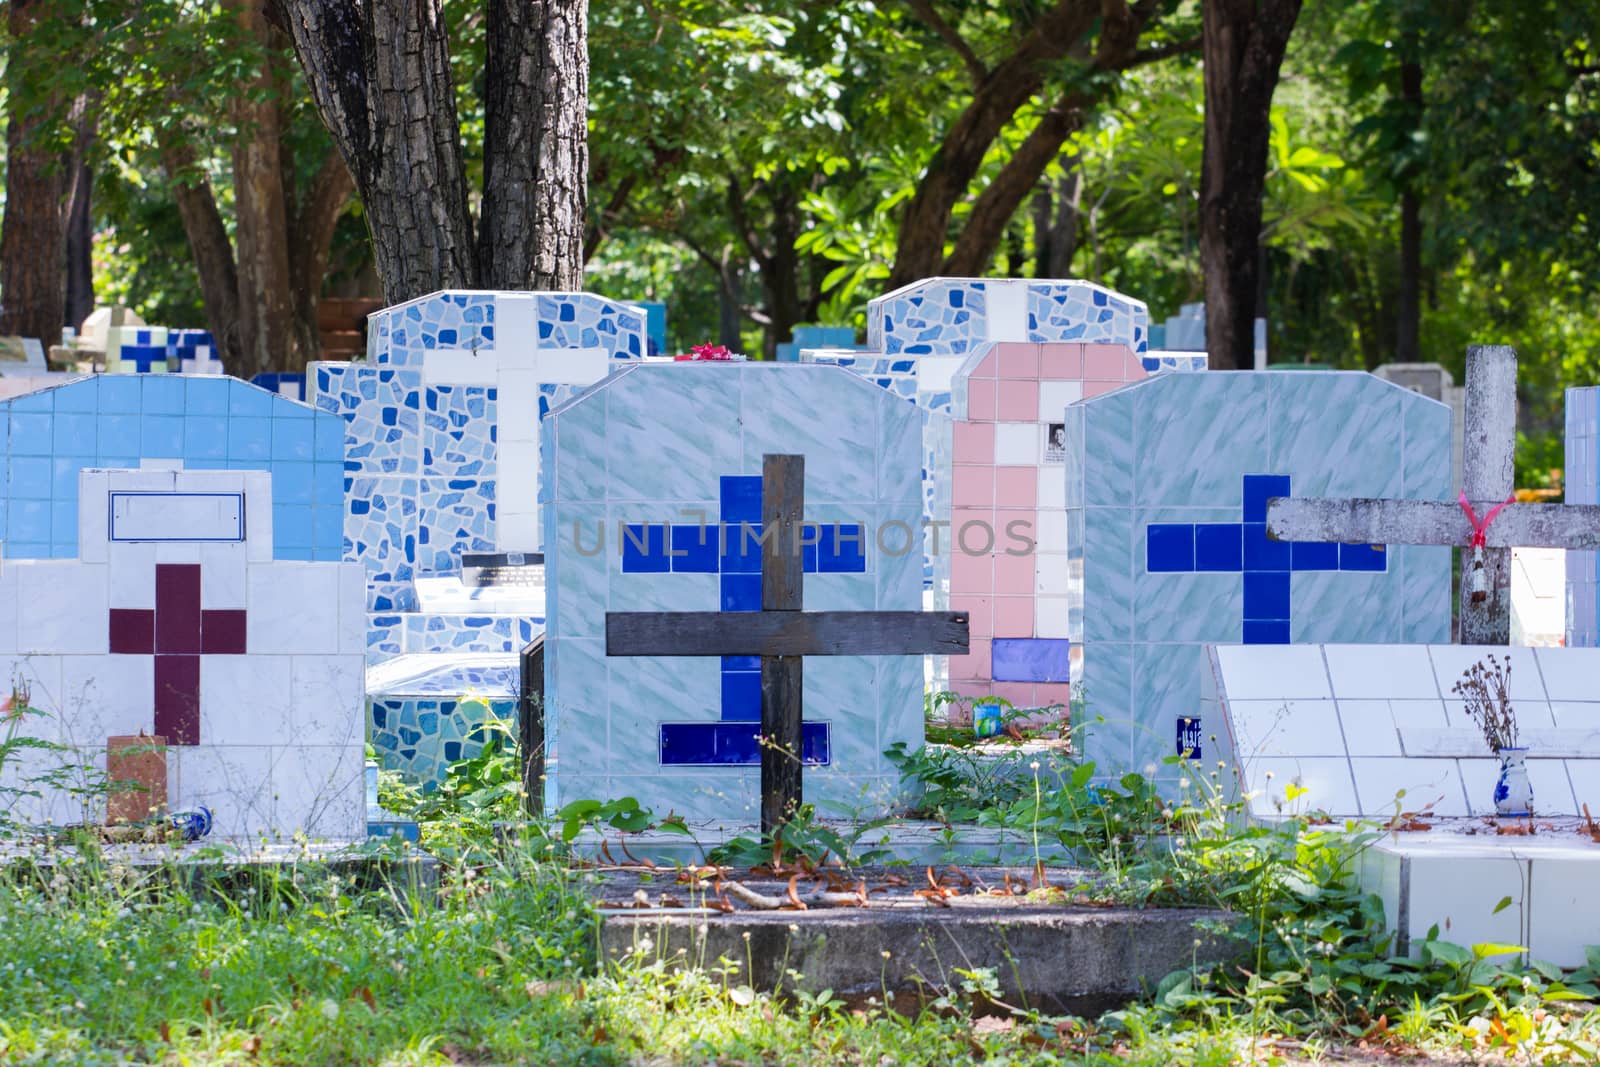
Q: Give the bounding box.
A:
[1493,747,1533,817]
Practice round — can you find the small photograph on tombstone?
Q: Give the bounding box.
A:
[1043,422,1067,464]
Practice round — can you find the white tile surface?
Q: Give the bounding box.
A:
[1350,757,1468,817]
[199,543,248,610]
[1238,754,1359,818]
[174,745,280,840]
[0,571,18,655]
[1567,761,1600,812]
[1406,853,1528,956]
[1399,728,1493,758]
[1230,698,1344,758]
[985,284,1028,342]
[106,542,156,609]
[1336,700,1402,756]
[336,563,367,655]
[1533,647,1600,701]
[1387,698,1452,730]
[57,655,154,746]
[916,355,965,394]
[1038,380,1083,422]
[1549,702,1600,729]
[1429,645,1548,702]
[1324,645,1440,699]
[1034,509,1067,554]
[1036,467,1065,510]
[1035,596,1069,638]
[289,655,365,746]
[994,423,1036,466]
[247,562,339,654]
[16,561,108,654]
[273,743,364,840]
[1528,857,1600,966]
[201,655,293,745]
[1214,644,1332,700]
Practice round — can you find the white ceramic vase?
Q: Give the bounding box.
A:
[1494,747,1533,817]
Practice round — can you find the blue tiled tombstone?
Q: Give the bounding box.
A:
[0,375,345,561]
[1064,371,1452,784]
[542,362,926,821]
[1568,387,1600,646]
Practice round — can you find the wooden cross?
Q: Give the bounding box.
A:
[605,454,969,835]
[1267,345,1600,644]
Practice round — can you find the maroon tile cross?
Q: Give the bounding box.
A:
[108,563,247,746]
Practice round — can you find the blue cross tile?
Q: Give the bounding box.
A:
[1144,474,1386,645]
[622,469,870,765]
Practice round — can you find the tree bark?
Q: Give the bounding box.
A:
[1199,0,1303,370]
[886,0,1105,289]
[232,2,298,378]
[160,135,245,371]
[278,0,476,304]
[0,0,69,343]
[479,0,587,290]
[63,158,94,331]
[288,146,355,368]
[1395,53,1423,364]
[1047,169,1083,276]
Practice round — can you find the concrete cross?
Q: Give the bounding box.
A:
[108,563,248,745]
[420,294,610,553]
[1267,345,1600,643]
[606,454,969,835]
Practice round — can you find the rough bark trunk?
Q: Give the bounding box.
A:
[232,3,298,378]
[886,0,1103,289]
[278,0,476,304]
[1395,54,1423,364]
[288,147,355,368]
[1048,169,1083,276]
[0,0,69,343]
[63,158,94,331]
[479,0,587,290]
[160,135,245,371]
[1199,0,1303,370]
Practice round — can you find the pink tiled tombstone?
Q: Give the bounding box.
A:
[945,342,1150,713]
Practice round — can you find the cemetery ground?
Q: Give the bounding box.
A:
[7,720,1600,1066]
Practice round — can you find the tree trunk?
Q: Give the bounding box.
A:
[160,135,245,371]
[1395,53,1423,364]
[0,0,69,343]
[479,0,587,290]
[1199,0,1303,370]
[886,0,1103,289]
[279,0,476,304]
[1048,169,1083,276]
[63,158,94,331]
[288,146,355,368]
[232,3,298,378]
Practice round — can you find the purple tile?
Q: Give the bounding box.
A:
[155,564,201,654]
[991,638,1071,683]
[108,608,154,655]
[154,654,201,745]
[201,609,247,654]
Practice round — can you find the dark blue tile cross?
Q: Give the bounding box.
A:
[622,474,866,766]
[1145,474,1387,645]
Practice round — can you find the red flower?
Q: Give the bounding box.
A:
[674,343,736,361]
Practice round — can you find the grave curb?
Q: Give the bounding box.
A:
[599,903,1240,1015]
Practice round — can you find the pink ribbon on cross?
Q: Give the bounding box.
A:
[1458,491,1516,548]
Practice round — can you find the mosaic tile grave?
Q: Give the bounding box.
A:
[1065,371,1452,786]
[542,361,925,821]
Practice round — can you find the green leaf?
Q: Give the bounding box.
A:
[1491,895,1514,915]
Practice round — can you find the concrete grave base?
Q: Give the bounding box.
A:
[600,881,1237,1015]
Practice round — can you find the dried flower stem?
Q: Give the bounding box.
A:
[1451,654,1517,753]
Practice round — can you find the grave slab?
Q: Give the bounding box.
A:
[1,465,366,841]
[1068,372,1452,784]
[542,362,925,821]
[942,341,1154,711]
[1208,642,1600,966]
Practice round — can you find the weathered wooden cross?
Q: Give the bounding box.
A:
[1267,345,1600,643]
[605,454,969,835]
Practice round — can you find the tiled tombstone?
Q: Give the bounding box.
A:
[1065,371,1452,786]
[805,278,1196,589]
[0,465,366,840]
[1209,643,1600,968]
[542,362,925,822]
[310,291,646,786]
[1567,386,1599,647]
[942,342,1154,712]
[310,290,646,616]
[0,375,345,562]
